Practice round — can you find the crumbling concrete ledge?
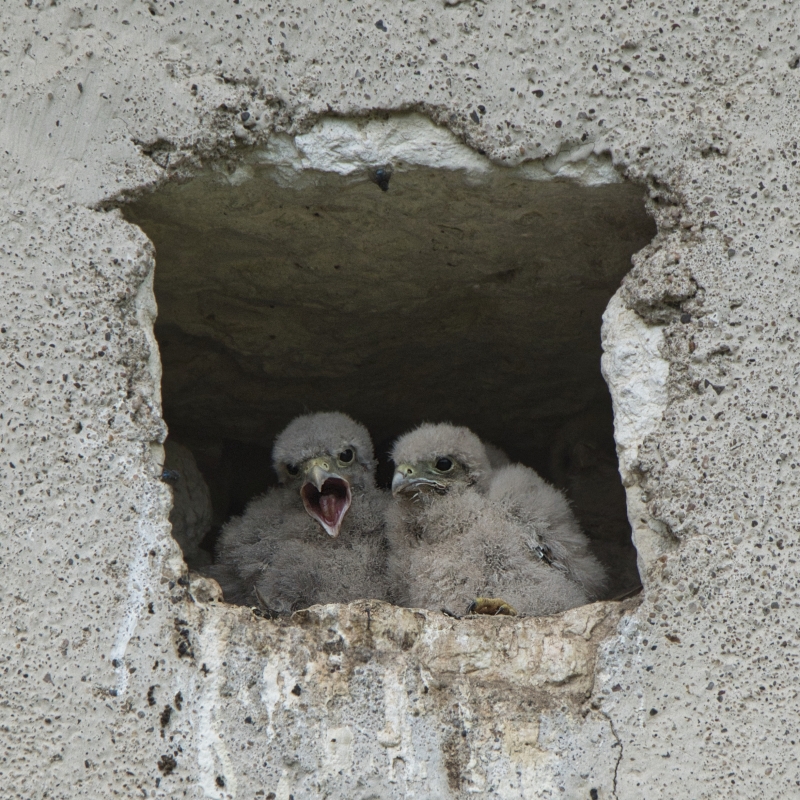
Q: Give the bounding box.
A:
[183,590,636,798]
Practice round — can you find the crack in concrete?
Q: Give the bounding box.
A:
[599,709,623,800]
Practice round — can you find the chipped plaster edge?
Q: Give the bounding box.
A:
[601,291,672,573]
[236,113,622,187]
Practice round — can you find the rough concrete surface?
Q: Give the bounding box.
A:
[2,1,800,798]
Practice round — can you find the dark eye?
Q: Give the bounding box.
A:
[435,457,453,472]
[339,448,354,464]
[286,463,299,476]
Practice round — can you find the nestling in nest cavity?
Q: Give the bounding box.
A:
[386,422,607,617]
[208,412,389,614]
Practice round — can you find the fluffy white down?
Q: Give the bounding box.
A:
[386,425,607,616]
[209,485,389,611]
[207,412,389,612]
[487,464,607,601]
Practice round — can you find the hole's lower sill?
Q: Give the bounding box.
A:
[188,572,639,696]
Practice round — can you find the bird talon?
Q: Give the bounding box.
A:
[468,597,518,616]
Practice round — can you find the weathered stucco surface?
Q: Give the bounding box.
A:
[2,1,800,798]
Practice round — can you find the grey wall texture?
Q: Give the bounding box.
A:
[2,1,800,798]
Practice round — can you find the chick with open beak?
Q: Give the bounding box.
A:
[298,455,353,538]
[208,412,390,612]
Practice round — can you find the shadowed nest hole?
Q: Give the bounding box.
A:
[122,161,655,597]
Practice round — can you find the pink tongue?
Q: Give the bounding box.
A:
[319,493,341,525]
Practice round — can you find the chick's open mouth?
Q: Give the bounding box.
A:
[301,477,352,537]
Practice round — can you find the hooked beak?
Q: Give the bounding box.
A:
[392,464,446,497]
[300,459,352,538]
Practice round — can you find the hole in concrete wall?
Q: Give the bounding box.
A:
[121,120,656,599]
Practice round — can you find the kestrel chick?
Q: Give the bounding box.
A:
[386,423,606,617]
[209,412,389,613]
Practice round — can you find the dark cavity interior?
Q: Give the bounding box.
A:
[122,158,655,596]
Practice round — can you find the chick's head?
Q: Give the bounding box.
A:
[391,423,491,500]
[272,412,375,537]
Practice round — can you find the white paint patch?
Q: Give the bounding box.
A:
[379,669,416,782]
[261,661,282,738]
[526,141,623,185]
[253,114,621,187]
[109,483,159,694]
[275,768,299,800]
[325,726,354,773]
[133,261,162,403]
[257,114,488,176]
[601,291,669,479]
[109,248,178,694]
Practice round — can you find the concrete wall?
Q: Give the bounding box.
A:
[2,1,799,797]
